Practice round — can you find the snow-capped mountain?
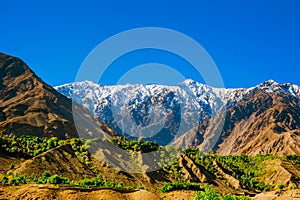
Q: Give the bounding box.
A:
[55,79,300,146]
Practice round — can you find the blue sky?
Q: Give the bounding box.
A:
[0,0,299,88]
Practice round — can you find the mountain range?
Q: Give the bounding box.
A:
[1,51,300,156]
[55,79,300,155]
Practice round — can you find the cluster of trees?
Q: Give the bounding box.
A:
[0,134,95,170]
[77,175,118,188]
[160,182,203,193]
[69,138,94,169]
[194,185,250,200]
[163,149,300,193]
[162,160,184,181]
[213,154,274,192]
[77,175,144,190]
[0,134,63,157]
[183,149,275,192]
[0,171,144,190]
[286,154,300,167]
[110,137,161,153]
[0,171,69,185]
[160,182,249,200]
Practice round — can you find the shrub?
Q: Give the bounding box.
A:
[194,185,250,200]
[37,171,52,184]
[286,155,300,167]
[277,184,284,190]
[160,182,203,193]
[1,173,27,186]
[287,183,298,190]
[134,185,145,190]
[194,186,219,200]
[48,174,70,184]
[76,176,104,188]
[116,182,124,189]
[109,137,160,153]
[223,194,250,200]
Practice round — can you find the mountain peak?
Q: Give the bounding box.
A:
[261,79,278,86]
[0,53,32,81]
[252,80,279,89]
[250,79,300,97]
[0,53,76,138]
[180,79,205,87]
[73,80,101,88]
[182,78,195,83]
[82,80,99,85]
[0,53,116,139]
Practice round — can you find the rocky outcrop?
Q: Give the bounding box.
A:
[178,155,207,183]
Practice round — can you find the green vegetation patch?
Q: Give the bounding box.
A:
[0,134,95,170]
[160,182,203,193]
[185,149,275,192]
[194,185,250,200]
[286,154,300,168]
[110,137,161,153]
[0,171,144,190]
[160,182,250,200]
[1,134,299,194]
[0,134,63,157]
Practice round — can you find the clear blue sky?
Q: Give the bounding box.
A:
[0,0,299,88]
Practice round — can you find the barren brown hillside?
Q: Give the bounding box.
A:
[0,52,115,139]
[217,90,300,155]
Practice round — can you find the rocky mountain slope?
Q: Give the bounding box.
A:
[216,87,300,155]
[55,79,300,155]
[0,52,116,139]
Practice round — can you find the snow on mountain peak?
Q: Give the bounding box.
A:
[264,79,277,84]
[54,80,300,109]
[258,79,278,87]
[250,80,300,97]
[54,79,299,145]
[181,78,197,85]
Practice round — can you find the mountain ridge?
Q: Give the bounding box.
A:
[55,79,300,155]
